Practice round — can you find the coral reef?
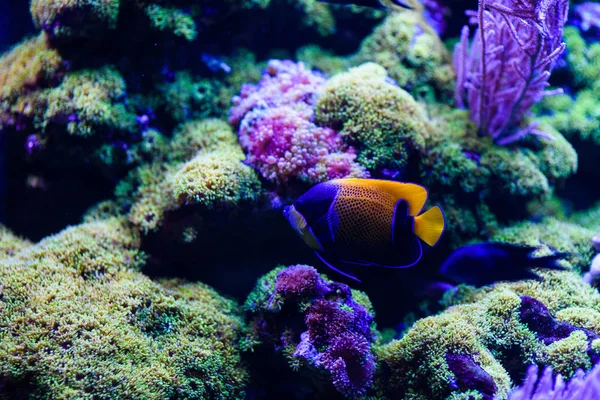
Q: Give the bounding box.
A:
[454,0,568,144]
[509,363,600,399]
[116,119,260,233]
[316,63,431,173]
[231,60,367,184]
[0,218,248,399]
[245,265,377,398]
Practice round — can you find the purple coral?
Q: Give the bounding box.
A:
[454,0,568,144]
[246,265,376,398]
[509,363,600,399]
[230,60,368,184]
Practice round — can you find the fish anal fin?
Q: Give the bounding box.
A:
[414,205,445,247]
[336,178,428,216]
[315,251,362,282]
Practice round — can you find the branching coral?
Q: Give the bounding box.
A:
[509,363,600,399]
[0,218,248,399]
[245,265,377,398]
[454,0,568,144]
[30,0,120,38]
[116,119,261,233]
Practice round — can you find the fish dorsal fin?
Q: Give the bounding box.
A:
[336,178,428,216]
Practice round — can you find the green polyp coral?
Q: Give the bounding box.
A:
[352,10,455,102]
[0,225,32,258]
[116,119,261,233]
[296,0,336,36]
[143,4,197,41]
[16,217,145,278]
[296,45,349,77]
[172,149,260,208]
[316,63,431,172]
[9,65,136,138]
[157,72,222,122]
[491,217,597,273]
[378,269,600,399]
[169,119,240,161]
[0,219,248,399]
[0,33,64,126]
[563,26,600,91]
[30,0,120,38]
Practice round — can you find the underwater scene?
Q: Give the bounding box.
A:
[2,0,600,398]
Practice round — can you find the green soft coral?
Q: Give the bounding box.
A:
[378,269,600,399]
[352,11,455,102]
[0,219,248,399]
[0,33,65,127]
[117,119,261,233]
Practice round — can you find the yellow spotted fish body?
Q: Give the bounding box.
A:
[283,178,445,280]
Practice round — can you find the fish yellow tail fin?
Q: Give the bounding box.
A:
[414,206,445,247]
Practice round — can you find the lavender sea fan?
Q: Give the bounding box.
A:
[454,0,569,145]
[509,364,600,400]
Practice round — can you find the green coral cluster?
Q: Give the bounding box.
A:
[376,269,600,399]
[314,63,576,245]
[351,10,455,102]
[0,220,248,399]
[116,119,261,233]
[23,66,136,138]
[417,105,577,245]
[316,63,431,172]
[29,0,269,40]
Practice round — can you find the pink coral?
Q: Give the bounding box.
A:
[231,60,368,184]
[229,60,325,126]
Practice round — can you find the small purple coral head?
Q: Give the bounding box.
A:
[246,265,377,398]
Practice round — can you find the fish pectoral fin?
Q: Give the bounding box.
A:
[414,205,445,247]
[315,251,362,282]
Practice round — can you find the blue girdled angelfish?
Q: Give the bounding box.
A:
[283,178,445,281]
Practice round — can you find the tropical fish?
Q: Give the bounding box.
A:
[283,178,445,281]
[439,243,567,287]
[318,0,412,10]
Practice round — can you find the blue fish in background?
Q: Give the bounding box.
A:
[284,178,445,281]
[319,0,412,10]
[440,243,567,287]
